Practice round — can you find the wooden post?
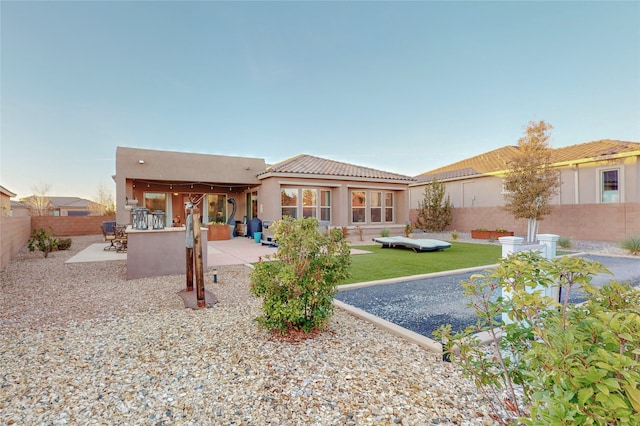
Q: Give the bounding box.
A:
[186,247,194,292]
[185,210,194,292]
[193,208,205,307]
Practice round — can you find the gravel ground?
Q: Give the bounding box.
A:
[1,235,499,425]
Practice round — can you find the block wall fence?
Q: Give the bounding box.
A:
[410,203,640,242]
[0,215,115,271]
[0,216,32,272]
[31,215,115,237]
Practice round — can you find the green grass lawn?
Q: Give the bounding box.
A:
[342,242,502,285]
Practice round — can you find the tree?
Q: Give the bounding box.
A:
[415,177,452,232]
[22,183,51,216]
[503,120,560,242]
[91,182,116,215]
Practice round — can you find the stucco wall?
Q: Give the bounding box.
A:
[0,216,31,271]
[32,215,116,236]
[410,203,640,242]
[410,156,639,209]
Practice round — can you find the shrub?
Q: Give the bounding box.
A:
[27,228,58,258]
[57,238,72,251]
[340,226,349,239]
[250,217,351,336]
[557,236,572,249]
[403,223,415,237]
[416,177,452,232]
[380,228,390,238]
[436,252,640,425]
[620,235,640,255]
[450,230,459,240]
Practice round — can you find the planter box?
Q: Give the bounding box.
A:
[471,230,514,240]
[207,225,230,241]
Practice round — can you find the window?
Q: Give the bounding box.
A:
[370,192,382,223]
[320,190,331,222]
[385,192,394,222]
[206,194,227,223]
[144,192,167,213]
[351,190,395,224]
[601,169,619,203]
[351,191,366,223]
[281,188,298,218]
[302,189,317,218]
[247,191,258,219]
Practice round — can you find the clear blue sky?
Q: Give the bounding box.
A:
[2,1,639,200]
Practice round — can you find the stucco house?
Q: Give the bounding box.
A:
[114,147,415,239]
[0,185,17,217]
[409,140,640,241]
[18,196,101,216]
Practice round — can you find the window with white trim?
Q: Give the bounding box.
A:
[351,191,366,223]
[385,192,394,222]
[370,192,382,223]
[302,189,317,218]
[281,188,298,218]
[350,190,395,224]
[601,169,620,203]
[320,190,331,222]
[281,187,330,220]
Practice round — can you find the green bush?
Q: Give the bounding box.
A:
[380,228,390,237]
[557,236,572,249]
[250,217,351,335]
[450,230,459,240]
[57,238,72,251]
[436,252,640,425]
[620,235,640,255]
[27,228,58,258]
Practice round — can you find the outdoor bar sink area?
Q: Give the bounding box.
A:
[125,208,208,280]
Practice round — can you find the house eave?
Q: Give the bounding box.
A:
[259,171,414,185]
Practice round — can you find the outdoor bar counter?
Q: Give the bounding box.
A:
[126,226,208,280]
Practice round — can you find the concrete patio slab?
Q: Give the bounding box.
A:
[207,237,372,266]
[66,236,372,267]
[65,243,127,263]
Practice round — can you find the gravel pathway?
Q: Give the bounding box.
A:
[1,235,498,425]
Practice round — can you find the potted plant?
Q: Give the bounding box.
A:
[207,222,230,241]
[471,228,514,240]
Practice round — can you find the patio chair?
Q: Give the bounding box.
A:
[113,225,128,253]
[102,221,117,251]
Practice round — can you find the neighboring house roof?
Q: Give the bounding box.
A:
[0,185,17,198]
[10,200,27,208]
[551,140,640,164]
[48,197,92,208]
[415,140,640,183]
[260,154,416,182]
[20,196,95,209]
[415,146,520,183]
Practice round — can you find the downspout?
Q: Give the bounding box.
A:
[573,164,579,204]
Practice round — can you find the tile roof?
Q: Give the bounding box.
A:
[415,140,640,183]
[551,140,640,163]
[415,146,520,182]
[261,154,415,182]
[19,196,94,208]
